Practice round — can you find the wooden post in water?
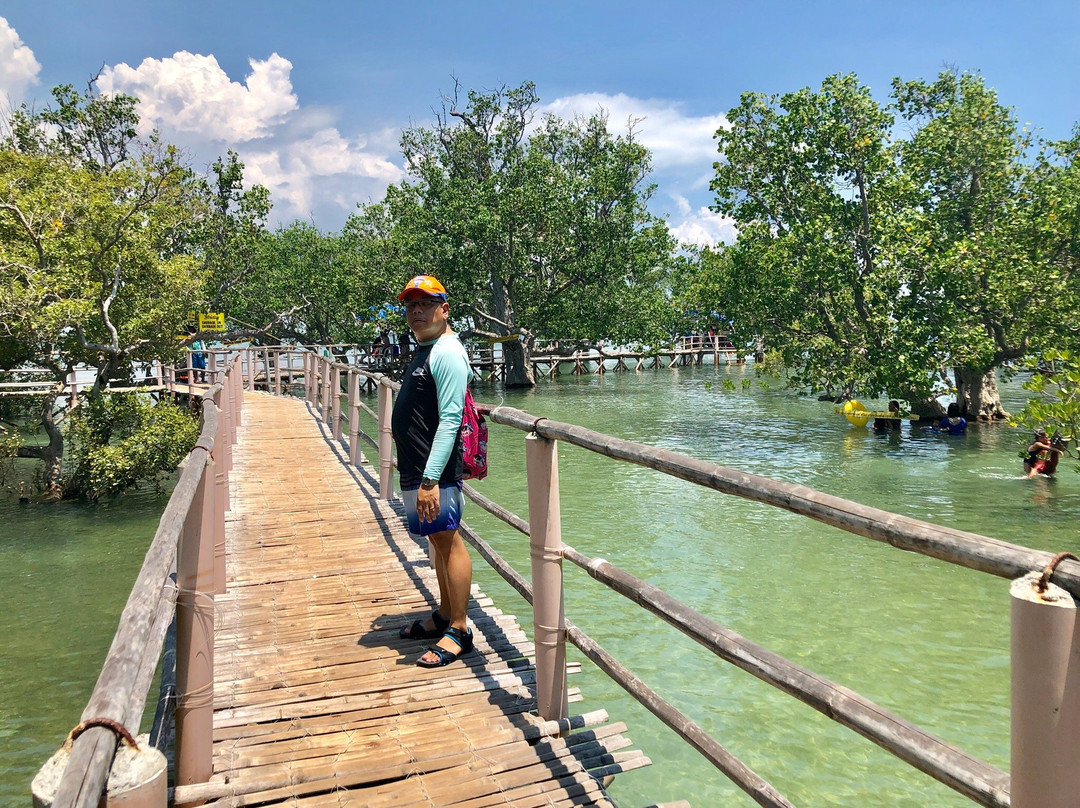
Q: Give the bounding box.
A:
[348,370,361,467]
[1010,568,1080,807]
[175,453,215,791]
[331,364,342,441]
[377,381,393,500]
[525,432,568,721]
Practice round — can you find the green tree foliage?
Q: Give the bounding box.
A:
[64,394,199,501]
[223,219,387,346]
[0,81,206,496]
[375,81,678,386]
[198,150,272,317]
[699,70,1074,418]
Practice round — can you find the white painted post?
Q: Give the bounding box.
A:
[321,357,332,424]
[1010,568,1080,808]
[175,453,215,790]
[331,364,342,441]
[525,431,569,721]
[377,381,394,499]
[348,370,361,467]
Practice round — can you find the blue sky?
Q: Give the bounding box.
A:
[2,2,1077,243]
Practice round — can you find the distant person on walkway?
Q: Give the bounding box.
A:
[938,403,967,435]
[391,274,475,668]
[187,326,207,383]
[873,400,903,432]
[1024,428,1065,477]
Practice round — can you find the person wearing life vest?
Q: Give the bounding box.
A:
[391,274,476,668]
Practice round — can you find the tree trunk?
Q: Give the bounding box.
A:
[16,393,65,497]
[503,336,535,388]
[489,273,535,389]
[954,367,1008,421]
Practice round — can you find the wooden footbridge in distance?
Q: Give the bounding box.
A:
[33,347,1080,808]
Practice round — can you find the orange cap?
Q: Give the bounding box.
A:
[398,275,448,301]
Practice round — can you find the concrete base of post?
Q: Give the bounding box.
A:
[1010,571,1080,808]
[32,734,166,808]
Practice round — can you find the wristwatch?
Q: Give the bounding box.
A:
[420,477,439,490]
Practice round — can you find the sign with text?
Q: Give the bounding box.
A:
[198,312,226,332]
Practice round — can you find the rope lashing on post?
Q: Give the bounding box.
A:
[63,717,139,752]
[1035,552,1080,594]
[531,417,548,433]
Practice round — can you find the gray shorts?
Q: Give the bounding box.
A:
[401,484,464,536]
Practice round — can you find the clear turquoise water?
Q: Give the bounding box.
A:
[462,366,1079,807]
[4,366,1076,806]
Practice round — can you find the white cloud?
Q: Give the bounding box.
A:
[0,17,41,106]
[667,195,738,247]
[94,50,405,227]
[99,51,297,141]
[541,92,726,171]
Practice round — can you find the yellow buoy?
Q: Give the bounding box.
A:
[843,399,870,427]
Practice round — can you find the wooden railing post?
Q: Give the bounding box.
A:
[175,450,216,791]
[331,363,342,441]
[321,357,332,424]
[1010,569,1080,808]
[212,385,227,594]
[525,431,569,721]
[303,353,313,405]
[348,370,361,467]
[273,349,282,396]
[377,381,394,500]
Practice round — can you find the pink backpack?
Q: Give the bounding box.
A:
[461,387,488,481]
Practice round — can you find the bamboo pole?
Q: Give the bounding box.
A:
[1010,570,1080,808]
[348,370,361,467]
[175,456,215,790]
[486,405,1080,600]
[331,364,342,441]
[525,432,568,722]
[559,545,1010,807]
[377,381,393,500]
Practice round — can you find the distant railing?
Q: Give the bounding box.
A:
[293,348,1078,808]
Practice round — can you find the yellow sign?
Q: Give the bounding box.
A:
[485,333,521,345]
[199,313,226,332]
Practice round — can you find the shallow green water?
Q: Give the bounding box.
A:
[462,366,1079,807]
[3,366,1076,806]
[0,487,171,804]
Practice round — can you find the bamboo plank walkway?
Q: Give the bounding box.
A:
[196,392,653,807]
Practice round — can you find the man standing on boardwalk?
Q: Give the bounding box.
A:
[391,274,475,667]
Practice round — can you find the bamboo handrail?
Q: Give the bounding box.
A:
[485,405,1080,600]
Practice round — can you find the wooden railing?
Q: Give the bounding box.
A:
[31,357,244,808]
[295,348,1079,808]
[36,347,1078,807]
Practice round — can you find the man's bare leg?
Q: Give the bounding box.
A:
[418,528,472,664]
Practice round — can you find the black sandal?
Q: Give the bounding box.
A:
[416,626,474,668]
[399,609,450,640]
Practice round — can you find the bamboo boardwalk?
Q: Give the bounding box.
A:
[194,392,654,807]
